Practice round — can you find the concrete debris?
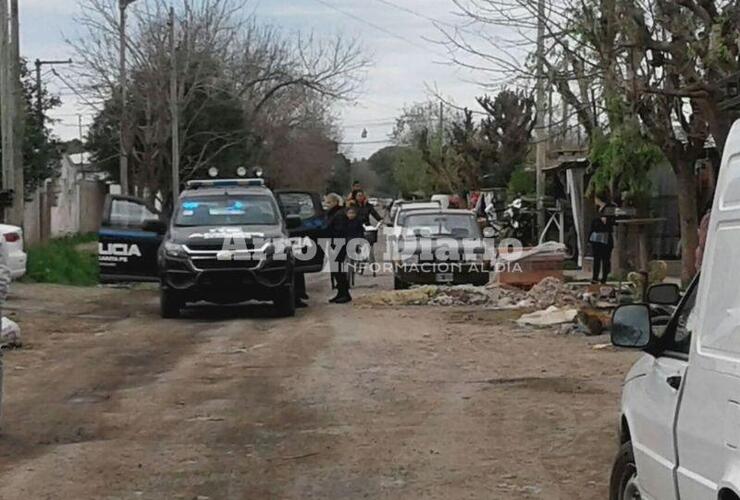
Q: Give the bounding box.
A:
[516,306,578,327]
[526,277,580,309]
[356,283,528,308]
[591,343,613,351]
[1,317,21,348]
[356,276,596,312]
[429,285,491,306]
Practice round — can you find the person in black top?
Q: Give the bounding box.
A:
[344,205,366,240]
[348,180,362,204]
[354,190,381,226]
[589,193,616,284]
[325,193,353,304]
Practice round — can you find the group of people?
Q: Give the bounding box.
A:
[296,181,382,307]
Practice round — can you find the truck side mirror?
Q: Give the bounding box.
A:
[611,304,652,349]
[647,283,681,305]
[285,215,302,230]
[142,219,167,235]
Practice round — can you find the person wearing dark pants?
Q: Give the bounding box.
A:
[589,193,616,284]
[591,242,612,284]
[294,272,308,308]
[324,193,352,304]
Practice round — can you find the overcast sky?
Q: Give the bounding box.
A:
[20,0,486,160]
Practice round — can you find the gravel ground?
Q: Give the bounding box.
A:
[0,276,639,499]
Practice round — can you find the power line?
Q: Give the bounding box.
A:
[309,0,448,58]
[370,0,454,27]
[342,120,397,128]
[337,139,393,145]
[51,69,102,112]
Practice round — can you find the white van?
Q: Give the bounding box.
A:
[609,120,740,500]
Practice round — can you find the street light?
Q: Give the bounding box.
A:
[119,0,138,195]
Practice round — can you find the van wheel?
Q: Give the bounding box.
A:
[609,441,641,500]
[160,289,183,319]
[275,282,296,317]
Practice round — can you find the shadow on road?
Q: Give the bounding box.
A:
[179,301,286,321]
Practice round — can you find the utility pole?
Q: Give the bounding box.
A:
[0,0,12,224]
[438,101,444,148]
[9,0,23,227]
[34,58,72,129]
[169,7,180,203]
[535,0,547,235]
[119,0,138,196]
[78,114,84,165]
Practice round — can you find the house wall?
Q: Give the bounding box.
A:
[78,180,106,234]
[51,157,80,237]
[23,155,107,246]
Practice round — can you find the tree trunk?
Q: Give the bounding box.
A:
[675,158,699,286]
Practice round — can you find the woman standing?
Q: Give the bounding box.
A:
[589,193,616,284]
[324,193,352,303]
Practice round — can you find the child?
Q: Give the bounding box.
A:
[345,205,366,241]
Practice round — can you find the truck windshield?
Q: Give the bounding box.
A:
[403,214,479,238]
[174,195,279,227]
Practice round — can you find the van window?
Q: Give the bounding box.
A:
[700,224,740,355]
[665,283,698,355]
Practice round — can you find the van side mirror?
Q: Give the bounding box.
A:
[285,215,302,230]
[647,283,681,305]
[611,304,652,349]
[482,227,496,238]
[142,219,167,235]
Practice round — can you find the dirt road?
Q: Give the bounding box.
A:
[0,276,638,499]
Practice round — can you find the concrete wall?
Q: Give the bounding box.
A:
[78,180,106,234]
[23,155,108,246]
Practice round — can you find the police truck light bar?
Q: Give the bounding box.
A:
[186,179,266,189]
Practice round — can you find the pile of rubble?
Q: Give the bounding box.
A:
[524,277,581,309]
[355,285,502,308]
[355,277,583,310]
[355,276,621,337]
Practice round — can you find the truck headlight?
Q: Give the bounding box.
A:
[164,242,186,258]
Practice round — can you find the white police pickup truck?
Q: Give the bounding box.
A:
[98,179,326,318]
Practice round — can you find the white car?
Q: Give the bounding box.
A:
[391,201,442,238]
[608,120,740,500]
[0,224,27,279]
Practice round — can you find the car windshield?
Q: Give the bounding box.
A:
[403,214,479,238]
[174,195,279,227]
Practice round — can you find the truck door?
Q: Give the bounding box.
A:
[674,120,740,499]
[98,195,164,283]
[626,282,696,500]
[275,191,326,273]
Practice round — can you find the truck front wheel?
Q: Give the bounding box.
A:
[274,281,296,318]
[160,288,183,319]
[609,441,640,500]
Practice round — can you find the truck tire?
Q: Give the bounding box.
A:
[274,282,296,318]
[609,441,640,500]
[394,276,408,290]
[160,288,183,319]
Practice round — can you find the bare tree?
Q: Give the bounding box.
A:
[69,0,370,201]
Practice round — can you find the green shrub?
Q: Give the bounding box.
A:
[24,234,99,286]
[507,167,535,197]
